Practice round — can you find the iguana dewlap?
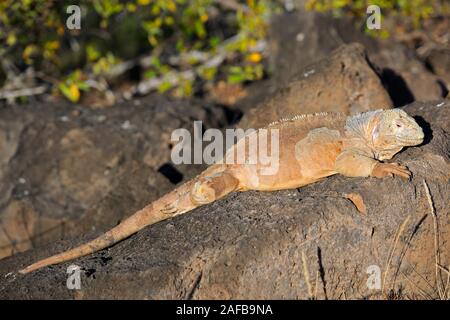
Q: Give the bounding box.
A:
[19,109,424,274]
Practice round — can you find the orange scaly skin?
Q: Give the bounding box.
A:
[19,109,424,274]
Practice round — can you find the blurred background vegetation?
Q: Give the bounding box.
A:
[306,0,450,38]
[0,0,448,104]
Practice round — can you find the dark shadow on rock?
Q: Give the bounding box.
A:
[423,58,436,74]
[221,105,243,126]
[317,246,327,299]
[437,79,449,98]
[413,115,433,146]
[380,68,415,107]
[157,163,184,184]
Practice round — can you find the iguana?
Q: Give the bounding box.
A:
[19,109,424,274]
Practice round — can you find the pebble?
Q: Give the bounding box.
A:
[121,120,131,130]
[303,69,315,77]
[96,115,107,122]
[296,33,305,42]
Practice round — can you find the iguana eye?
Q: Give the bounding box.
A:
[396,124,402,128]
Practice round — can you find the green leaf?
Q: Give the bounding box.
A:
[158,80,173,93]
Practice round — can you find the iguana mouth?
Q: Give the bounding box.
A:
[397,128,424,145]
[398,136,424,145]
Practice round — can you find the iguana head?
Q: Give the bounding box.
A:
[370,109,424,160]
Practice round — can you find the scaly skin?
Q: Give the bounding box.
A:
[19,109,424,274]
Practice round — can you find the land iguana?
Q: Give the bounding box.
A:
[19,109,424,274]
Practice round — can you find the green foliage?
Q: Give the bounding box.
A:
[0,0,278,101]
[57,70,89,102]
[306,0,449,33]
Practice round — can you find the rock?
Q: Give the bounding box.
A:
[0,95,226,259]
[426,48,450,89]
[236,6,383,113]
[370,44,448,105]
[0,118,25,185]
[237,6,448,116]
[0,101,448,299]
[266,5,380,89]
[238,43,393,129]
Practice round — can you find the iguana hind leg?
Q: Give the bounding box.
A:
[160,170,240,215]
[19,170,240,274]
[191,171,240,205]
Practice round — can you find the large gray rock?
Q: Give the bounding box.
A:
[0,95,226,259]
[237,4,448,114]
[237,5,383,112]
[0,101,448,299]
[370,43,448,105]
[238,43,392,129]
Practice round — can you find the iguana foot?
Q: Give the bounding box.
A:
[191,178,216,205]
[160,202,179,215]
[371,162,411,179]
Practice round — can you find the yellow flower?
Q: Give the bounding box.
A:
[23,44,38,63]
[69,84,80,102]
[138,0,151,5]
[45,40,60,51]
[148,35,158,46]
[57,26,65,36]
[127,3,137,12]
[165,16,174,25]
[200,13,208,23]
[6,33,16,46]
[247,52,262,63]
[167,0,177,12]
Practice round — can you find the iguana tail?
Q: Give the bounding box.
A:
[19,167,240,274]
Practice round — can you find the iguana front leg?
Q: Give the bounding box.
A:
[370,162,411,179]
[335,149,411,179]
